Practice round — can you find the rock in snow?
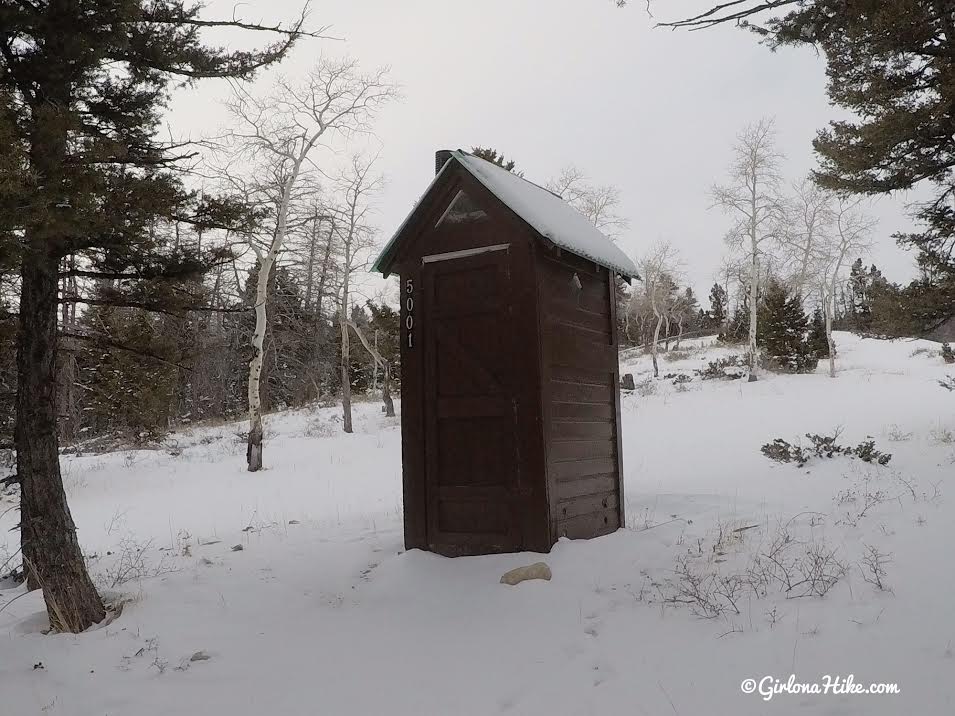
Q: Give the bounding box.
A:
[500,562,552,586]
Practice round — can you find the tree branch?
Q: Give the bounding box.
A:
[60,331,194,372]
[58,296,248,315]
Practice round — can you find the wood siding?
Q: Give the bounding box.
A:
[537,252,623,541]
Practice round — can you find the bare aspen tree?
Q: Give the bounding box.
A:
[712,119,785,381]
[816,197,876,377]
[637,242,682,378]
[547,166,630,238]
[347,319,395,417]
[781,178,834,296]
[330,154,384,433]
[222,58,396,470]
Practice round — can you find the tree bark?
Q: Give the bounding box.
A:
[747,250,760,382]
[245,166,302,471]
[340,327,353,432]
[303,213,318,311]
[17,252,105,631]
[315,222,335,317]
[16,59,105,630]
[247,254,273,472]
[826,299,837,378]
[340,290,353,434]
[651,312,663,378]
[826,279,838,378]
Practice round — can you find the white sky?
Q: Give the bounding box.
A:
[168,0,924,302]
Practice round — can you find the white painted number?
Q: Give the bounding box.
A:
[405,279,415,348]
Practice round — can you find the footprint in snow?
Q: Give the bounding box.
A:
[358,562,379,582]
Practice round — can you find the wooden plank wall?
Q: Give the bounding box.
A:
[538,252,622,541]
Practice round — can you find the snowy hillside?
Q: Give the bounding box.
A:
[2,333,954,715]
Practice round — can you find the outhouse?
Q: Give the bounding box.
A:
[373,150,639,556]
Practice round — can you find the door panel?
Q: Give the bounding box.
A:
[423,248,521,553]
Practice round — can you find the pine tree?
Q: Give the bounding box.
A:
[719,305,750,344]
[758,281,818,373]
[707,283,728,331]
[808,308,830,358]
[0,299,14,448]
[470,147,518,172]
[75,302,183,440]
[0,0,313,632]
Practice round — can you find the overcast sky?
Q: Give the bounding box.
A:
[169,0,923,302]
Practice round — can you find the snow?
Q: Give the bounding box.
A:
[2,333,954,715]
[455,151,640,278]
[374,150,640,279]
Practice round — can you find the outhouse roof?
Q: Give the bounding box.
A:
[373,150,640,279]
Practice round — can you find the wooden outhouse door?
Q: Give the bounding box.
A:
[421,245,522,553]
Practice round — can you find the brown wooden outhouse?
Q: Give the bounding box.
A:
[374,150,639,556]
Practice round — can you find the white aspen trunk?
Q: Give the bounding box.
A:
[247,251,274,472]
[372,330,379,392]
[246,165,302,471]
[675,317,684,350]
[340,270,353,434]
[825,242,850,379]
[316,222,335,316]
[794,236,814,298]
[747,240,760,382]
[651,310,663,378]
[826,285,837,378]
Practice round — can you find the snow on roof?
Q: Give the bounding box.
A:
[373,150,639,279]
[454,151,639,278]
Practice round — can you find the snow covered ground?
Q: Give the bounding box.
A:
[2,333,954,715]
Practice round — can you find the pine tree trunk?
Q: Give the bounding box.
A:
[17,253,105,631]
[247,255,273,472]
